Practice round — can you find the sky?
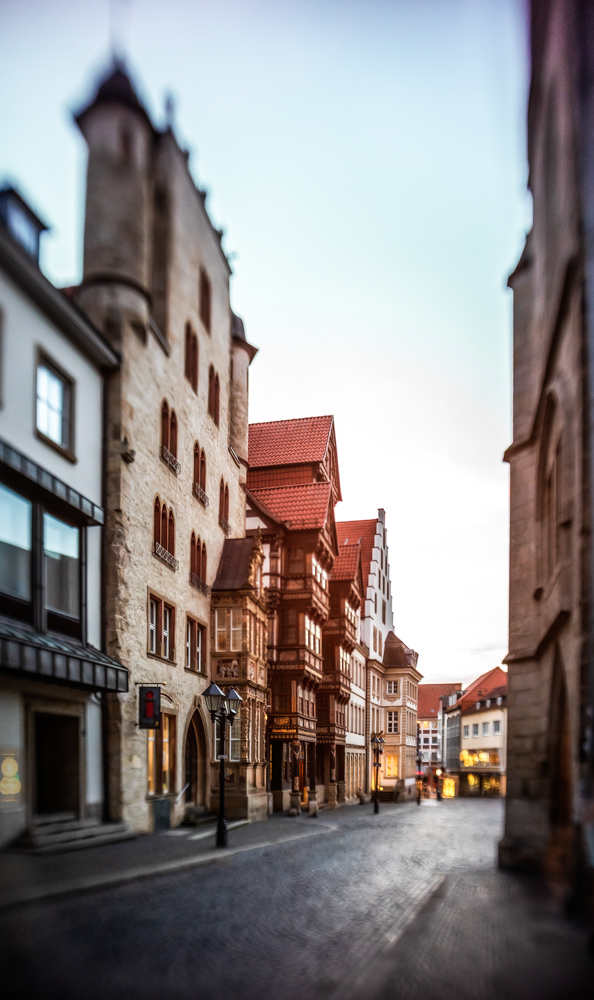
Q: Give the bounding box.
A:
[0,0,532,685]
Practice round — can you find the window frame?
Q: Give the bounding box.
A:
[35,349,76,462]
[147,713,177,796]
[0,476,86,640]
[147,588,177,663]
[185,613,206,673]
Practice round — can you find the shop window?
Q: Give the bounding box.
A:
[147,714,177,795]
[385,755,398,778]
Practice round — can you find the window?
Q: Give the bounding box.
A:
[382,600,386,625]
[184,322,198,392]
[190,532,207,588]
[193,443,208,503]
[186,616,205,672]
[312,556,328,589]
[463,725,470,738]
[199,267,211,332]
[229,711,241,761]
[208,366,220,425]
[160,400,179,470]
[472,723,479,737]
[387,711,399,734]
[387,681,398,695]
[345,601,356,625]
[147,714,177,795]
[482,721,490,736]
[153,496,176,568]
[305,615,321,654]
[373,627,377,652]
[288,547,305,574]
[385,755,398,778]
[281,607,297,645]
[339,647,349,673]
[147,591,176,660]
[374,593,377,614]
[218,480,230,532]
[44,512,80,624]
[0,482,32,605]
[378,632,383,657]
[215,607,243,652]
[493,720,501,735]
[36,357,73,455]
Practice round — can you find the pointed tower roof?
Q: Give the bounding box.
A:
[74,60,154,132]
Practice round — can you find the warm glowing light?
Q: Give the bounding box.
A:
[443,777,455,798]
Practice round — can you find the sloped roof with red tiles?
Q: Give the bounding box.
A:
[331,542,361,582]
[249,482,332,530]
[418,683,462,721]
[336,519,377,589]
[446,667,507,713]
[249,416,334,469]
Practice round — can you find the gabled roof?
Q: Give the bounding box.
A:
[332,542,361,581]
[249,482,332,531]
[447,666,508,712]
[74,61,154,132]
[248,415,334,468]
[336,518,377,591]
[212,537,256,591]
[418,683,462,720]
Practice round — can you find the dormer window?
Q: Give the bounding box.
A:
[0,187,47,264]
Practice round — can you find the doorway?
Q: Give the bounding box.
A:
[34,712,80,818]
[184,711,207,808]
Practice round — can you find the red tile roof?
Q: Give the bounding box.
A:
[249,416,334,469]
[445,667,507,713]
[331,542,361,582]
[336,519,377,590]
[417,683,462,720]
[249,482,332,530]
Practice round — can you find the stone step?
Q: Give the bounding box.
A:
[19,822,136,853]
[29,817,102,835]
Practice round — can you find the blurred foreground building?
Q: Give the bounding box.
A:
[501,0,594,904]
[0,187,130,849]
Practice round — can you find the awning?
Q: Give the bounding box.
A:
[0,617,128,693]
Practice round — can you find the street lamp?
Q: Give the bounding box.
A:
[371,735,384,814]
[203,681,243,847]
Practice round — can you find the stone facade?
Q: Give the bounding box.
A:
[73,63,257,832]
[500,1,594,889]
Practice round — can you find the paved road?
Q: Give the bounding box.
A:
[0,799,591,1000]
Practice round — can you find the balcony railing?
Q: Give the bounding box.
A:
[190,572,211,595]
[219,514,231,535]
[153,541,179,571]
[161,444,181,476]
[193,483,209,506]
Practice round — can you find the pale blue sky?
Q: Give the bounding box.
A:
[0,0,531,684]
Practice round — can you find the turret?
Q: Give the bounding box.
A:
[229,311,257,467]
[73,62,155,337]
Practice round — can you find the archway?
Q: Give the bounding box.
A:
[184,710,207,809]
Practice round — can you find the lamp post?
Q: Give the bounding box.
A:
[371,735,385,814]
[203,681,243,847]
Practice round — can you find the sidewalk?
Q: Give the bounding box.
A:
[0,811,338,909]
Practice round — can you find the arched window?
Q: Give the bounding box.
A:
[199,267,211,332]
[185,323,192,381]
[161,503,167,550]
[170,410,178,458]
[193,442,200,485]
[153,496,161,546]
[219,479,225,519]
[224,484,229,521]
[214,375,220,426]
[200,449,206,491]
[196,536,202,579]
[192,333,198,392]
[161,400,169,451]
[208,365,215,417]
[191,531,197,576]
[201,542,207,582]
[168,510,175,557]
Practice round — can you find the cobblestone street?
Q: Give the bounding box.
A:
[1,799,591,1000]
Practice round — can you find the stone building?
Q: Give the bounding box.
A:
[500,0,594,892]
[0,186,130,849]
[72,62,258,832]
